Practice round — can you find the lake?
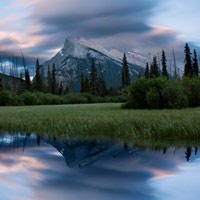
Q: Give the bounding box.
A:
[0,133,199,200]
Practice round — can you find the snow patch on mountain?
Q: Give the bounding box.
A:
[41,37,149,91]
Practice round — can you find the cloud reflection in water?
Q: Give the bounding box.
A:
[0,134,199,200]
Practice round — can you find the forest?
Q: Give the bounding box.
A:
[0,43,199,108]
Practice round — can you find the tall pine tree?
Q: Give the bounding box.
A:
[34,59,43,91]
[84,76,90,93]
[89,59,97,95]
[58,82,63,95]
[51,64,57,94]
[184,43,192,77]
[150,56,159,78]
[0,77,3,91]
[161,50,168,79]
[122,53,130,87]
[144,62,150,79]
[193,49,199,77]
[80,73,85,93]
[47,65,52,92]
[98,71,107,97]
[25,69,32,91]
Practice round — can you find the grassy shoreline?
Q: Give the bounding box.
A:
[0,103,200,140]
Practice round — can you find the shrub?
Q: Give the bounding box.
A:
[105,96,127,103]
[124,78,167,109]
[162,81,189,109]
[182,77,200,107]
[10,93,24,106]
[64,94,88,104]
[123,77,192,109]
[20,92,38,105]
[36,93,64,105]
[126,78,150,109]
[0,91,11,106]
[81,93,97,103]
[146,88,160,109]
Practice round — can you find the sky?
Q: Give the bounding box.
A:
[0,0,200,65]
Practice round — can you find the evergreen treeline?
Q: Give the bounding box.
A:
[0,42,199,108]
[123,77,200,109]
[143,44,199,80]
[80,58,109,97]
[123,43,200,109]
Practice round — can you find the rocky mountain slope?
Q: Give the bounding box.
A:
[41,37,152,92]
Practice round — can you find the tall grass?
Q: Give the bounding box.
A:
[0,103,200,140]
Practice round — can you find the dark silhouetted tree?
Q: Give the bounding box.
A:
[37,135,41,146]
[64,86,70,94]
[185,147,192,162]
[144,63,150,79]
[80,73,85,93]
[0,77,3,91]
[25,69,32,91]
[34,59,43,91]
[89,59,97,95]
[47,65,52,92]
[195,147,198,156]
[98,71,107,97]
[161,50,168,79]
[51,64,57,94]
[193,49,199,76]
[84,76,90,93]
[59,82,63,95]
[122,53,130,87]
[124,143,128,152]
[184,43,192,77]
[150,56,159,78]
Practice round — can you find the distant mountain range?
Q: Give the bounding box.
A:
[40,37,152,91]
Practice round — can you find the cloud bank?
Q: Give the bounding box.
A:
[0,0,193,68]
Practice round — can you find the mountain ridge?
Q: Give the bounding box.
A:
[40,37,150,92]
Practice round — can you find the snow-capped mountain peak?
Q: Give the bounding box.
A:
[41,37,148,91]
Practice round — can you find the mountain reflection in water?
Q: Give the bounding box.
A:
[0,133,200,200]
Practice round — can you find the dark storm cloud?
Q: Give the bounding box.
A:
[1,0,186,64]
[33,0,159,31]
[0,38,18,46]
[147,32,177,46]
[20,0,161,55]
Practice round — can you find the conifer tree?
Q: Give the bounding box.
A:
[122,66,125,88]
[51,64,57,94]
[138,72,141,79]
[98,71,107,97]
[144,63,150,79]
[89,59,97,95]
[0,77,3,91]
[161,50,168,79]
[80,73,85,93]
[150,56,159,78]
[84,76,90,93]
[25,69,32,91]
[47,65,52,92]
[193,49,199,77]
[184,43,192,77]
[150,63,154,79]
[58,82,63,95]
[122,53,130,87]
[65,86,70,94]
[34,59,43,91]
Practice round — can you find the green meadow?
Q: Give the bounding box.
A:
[0,103,200,140]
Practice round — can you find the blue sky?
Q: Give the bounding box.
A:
[0,0,199,62]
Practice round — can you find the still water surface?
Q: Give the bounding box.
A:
[0,133,200,200]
